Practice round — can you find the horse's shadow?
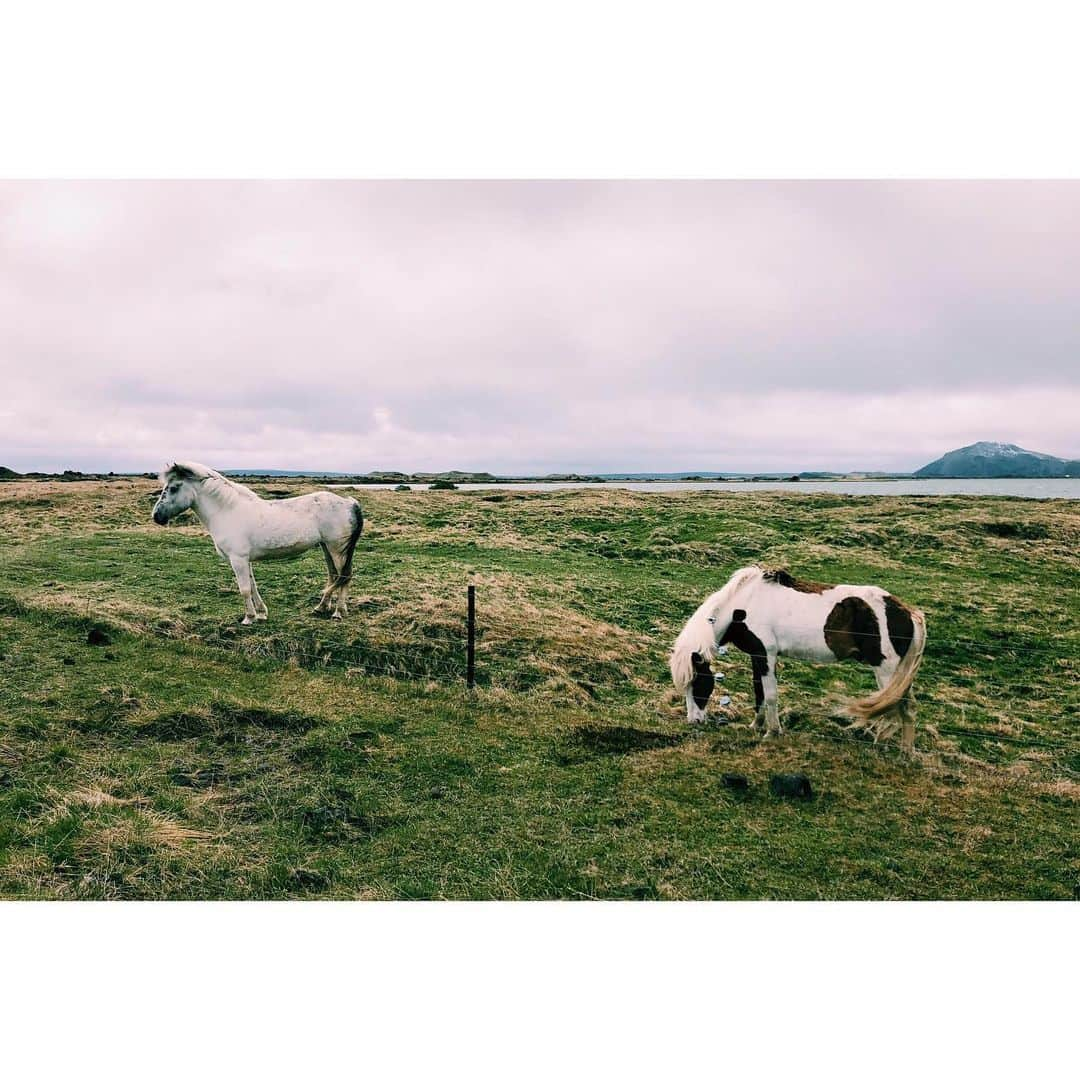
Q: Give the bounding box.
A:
[555,724,688,765]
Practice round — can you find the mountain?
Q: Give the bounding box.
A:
[915,442,1080,478]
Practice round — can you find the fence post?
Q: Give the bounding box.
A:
[466,584,476,689]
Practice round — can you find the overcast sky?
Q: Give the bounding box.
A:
[1,180,1078,474]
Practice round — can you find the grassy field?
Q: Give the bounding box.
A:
[0,478,1076,899]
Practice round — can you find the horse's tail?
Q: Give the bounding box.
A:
[670,566,761,691]
[335,500,364,587]
[844,606,926,730]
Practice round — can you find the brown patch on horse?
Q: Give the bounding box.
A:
[762,567,830,594]
[824,596,884,666]
[720,616,770,710]
[884,595,915,659]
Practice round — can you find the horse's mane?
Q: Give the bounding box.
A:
[669,566,763,690]
[161,461,260,506]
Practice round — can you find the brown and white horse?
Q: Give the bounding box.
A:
[670,566,926,750]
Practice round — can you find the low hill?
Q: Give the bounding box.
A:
[915,441,1079,478]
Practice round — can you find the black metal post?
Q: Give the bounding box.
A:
[466,584,476,689]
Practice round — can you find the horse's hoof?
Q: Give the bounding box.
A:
[241,617,254,626]
[255,612,268,621]
[330,610,343,620]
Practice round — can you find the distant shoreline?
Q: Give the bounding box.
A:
[5,468,1076,484]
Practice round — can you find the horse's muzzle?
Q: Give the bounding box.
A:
[152,508,167,525]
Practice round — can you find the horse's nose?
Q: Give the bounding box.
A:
[152,508,166,525]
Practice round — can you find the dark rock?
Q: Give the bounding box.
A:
[722,773,749,792]
[86,628,111,646]
[770,773,814,799]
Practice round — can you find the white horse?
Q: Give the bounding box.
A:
[152,462,364,625]
[670,566,926,750]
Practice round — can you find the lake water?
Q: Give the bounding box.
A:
[338,478,1080,498]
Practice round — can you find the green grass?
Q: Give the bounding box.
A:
[0,479,1077,898]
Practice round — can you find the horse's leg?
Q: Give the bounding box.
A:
[332,546,350,619]
[229,555,258,625]
[315,541,349,619]
[324,539,352,619]
[249,566,268,620]
[748,651,768,732]
[314,543,339,615]
[761,653,782,737]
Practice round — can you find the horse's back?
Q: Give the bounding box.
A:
[276,490,358,518]
[241,490,359,558]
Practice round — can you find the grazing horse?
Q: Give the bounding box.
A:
[670,566,926,750]
[152,462,364,625]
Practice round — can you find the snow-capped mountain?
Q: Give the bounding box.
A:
[915,442,1080,478]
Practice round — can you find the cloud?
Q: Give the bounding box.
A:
[1,181,1078,472]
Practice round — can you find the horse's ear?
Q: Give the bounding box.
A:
[169,463,196,481]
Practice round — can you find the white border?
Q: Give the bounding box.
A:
[3,1,1080,176]
[2,902,1075,1077]
[2,1,1077,1072]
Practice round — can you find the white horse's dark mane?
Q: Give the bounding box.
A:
[161,461,259,506]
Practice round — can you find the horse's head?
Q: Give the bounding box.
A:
[687,651,716,723]
[153,463,199,524]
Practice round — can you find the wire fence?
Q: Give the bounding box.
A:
[3,570,1078,755]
